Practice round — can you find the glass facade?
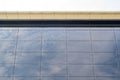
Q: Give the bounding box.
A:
[0,27,120,80]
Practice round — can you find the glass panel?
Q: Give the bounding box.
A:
[93,53,117,64]
[0,31,17,40]
[95,77,119,80]
[94,65,118,76]
[93,41,115,53]
[0,64,14,76]
[14,64,40,76]
[0,52,15,64]
[18,30,41,40]
[17,40,42,52]
[91,31,114,40]
[0,40,16,52]
[16,53,41,64]
[41,64,67,76]
[67,31,90,40]
[68,65,93,76]
[67,41,91,52]
[42,52,66,64]
[68,53,92,64]
[43,41,66,52]
[43,30,65,40]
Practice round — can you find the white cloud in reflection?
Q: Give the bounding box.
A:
[50,65,65,75]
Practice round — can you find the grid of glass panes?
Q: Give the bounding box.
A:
[0,27,119,80]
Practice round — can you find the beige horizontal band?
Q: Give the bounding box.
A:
[0,12,120,20]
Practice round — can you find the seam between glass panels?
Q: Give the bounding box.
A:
[0,40,118,41]
[113,28,120,80]
[89,28,96,80]
[40,29,43,80]
[66,28,69,80]
[0,75,119,77]
[39,29,42,80]
[12,28,19,80]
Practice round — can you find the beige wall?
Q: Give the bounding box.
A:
[0,12,120,20]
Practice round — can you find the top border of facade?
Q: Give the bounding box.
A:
[0,12,120,20]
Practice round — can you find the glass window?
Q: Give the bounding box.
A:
[0,64,14,76]
[91,31,114,40]
[93,53,117,64]
[43,41,66,52]
[0,40,16,52]
[93,41,115,53]
[42,52,66,64]
[14,64,40,76]
[94,65,118,76]
[68,65,93,76]
[17,40,42,52]
[67,41,91,52]
[41,64,67,76]
[68,53,92,64]
[16,53,41,64]
[43,30,66,40]
[67,31,90,40]
[18,30,41,40]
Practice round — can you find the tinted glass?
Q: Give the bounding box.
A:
[0,27,119,80]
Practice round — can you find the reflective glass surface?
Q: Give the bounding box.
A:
[0,27,120,80]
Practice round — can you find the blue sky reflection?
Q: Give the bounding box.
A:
[0,28,119,80]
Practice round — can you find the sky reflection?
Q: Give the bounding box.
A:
[0,27,119,80]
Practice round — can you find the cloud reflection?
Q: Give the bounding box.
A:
[0,28,119,80]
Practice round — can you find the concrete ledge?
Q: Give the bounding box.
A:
[0,12,120,20]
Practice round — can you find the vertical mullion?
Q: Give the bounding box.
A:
[89,28,96,80]
[113,28,120,79]
[12,27,19,80]
[39,28,42,80]
[65,28,69,80]
[41,28,44,79]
